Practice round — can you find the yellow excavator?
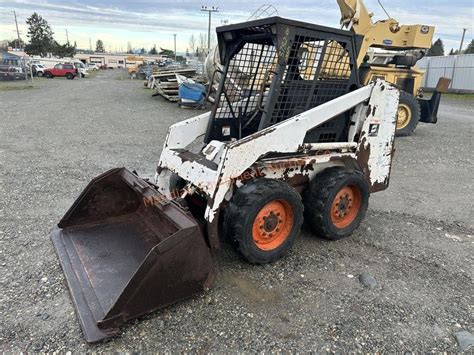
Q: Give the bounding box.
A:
[126,55,145,78]
[337,0,450,136]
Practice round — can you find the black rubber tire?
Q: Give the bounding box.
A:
[45,72,53,79]
[225,179,304,264]
[303,167,369,241]
[66,73,74,80]
[396,91,421,137]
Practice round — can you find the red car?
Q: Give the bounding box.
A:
[44,63,78,79]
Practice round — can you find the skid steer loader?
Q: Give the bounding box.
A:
[51,17,400,343]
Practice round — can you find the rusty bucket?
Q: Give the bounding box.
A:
[51,168,215,343]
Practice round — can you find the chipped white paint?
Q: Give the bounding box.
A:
[156,80,399,223]
[164,111,210,149]
[356,82,399,188]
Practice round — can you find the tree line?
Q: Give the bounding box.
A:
[427,38,474,57]
[6,12,179,58]
[5,12,472,59]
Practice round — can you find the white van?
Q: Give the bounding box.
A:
[74,62,88,77]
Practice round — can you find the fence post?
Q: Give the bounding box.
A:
[450,55,457,90]
[30,59,34,84]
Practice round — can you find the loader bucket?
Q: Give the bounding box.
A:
[51,168,216,343]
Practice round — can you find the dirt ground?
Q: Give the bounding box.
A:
[1,71,473,352]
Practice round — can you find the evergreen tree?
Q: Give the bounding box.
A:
[159,48,174,57]
[427,38,445,56]
[24,13,55,56]
[52,40,76,58]
[140,47,145,54]
[464,39,474,54]
[96,39,105,53]
[149,45,158,55]
[8,38,26,49]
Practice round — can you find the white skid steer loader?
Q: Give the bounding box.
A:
[51,17,399,342]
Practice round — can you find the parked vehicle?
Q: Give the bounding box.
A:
[86,63,99,71]
[0,66,24,81]
[32,63,46,77]
[43,63,78,79]
[73,62,88,77]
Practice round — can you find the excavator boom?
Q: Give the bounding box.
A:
[337,0,434,65]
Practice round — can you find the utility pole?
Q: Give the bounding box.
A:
[459,28,467,53]
[65,29,69,44]
[173,34,177,61]
[89,38,92,51]
[12,10,21,49]
[201,5,219,53]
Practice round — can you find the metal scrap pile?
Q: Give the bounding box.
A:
[145,69,207,105]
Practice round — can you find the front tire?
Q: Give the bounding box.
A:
[45,72,53,79]
[66,73,74,80]
[396,91,421,137]
[225,179,304,264]
[304,167,369,241]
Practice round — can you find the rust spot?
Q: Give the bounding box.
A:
[356,135,371,184]
[175,149,218,171]
[366,105,372,117]
[371,179,389,193]
[285,174,309,192]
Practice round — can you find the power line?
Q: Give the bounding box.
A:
[201,5,219,52]
[459,28,467,53]
[12,10,21,49]
[173,33,177,61]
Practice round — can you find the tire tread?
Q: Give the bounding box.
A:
[226,179,303,264]
[396,91,421,137]
[303,167,368,240]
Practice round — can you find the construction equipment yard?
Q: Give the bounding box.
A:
[1,70,473,352]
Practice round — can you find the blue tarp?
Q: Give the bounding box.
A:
[179,82,206,102]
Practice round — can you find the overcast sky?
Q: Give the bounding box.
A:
[0,0,472,53]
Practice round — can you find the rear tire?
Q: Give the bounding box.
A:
[45,72,53,79]
[396,91,420,137]
[66,73,74,80]
[303,167,369,241]
[225,179,304,264]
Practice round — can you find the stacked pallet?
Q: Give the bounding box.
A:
[145,69,199,102]
[152,77,180,102]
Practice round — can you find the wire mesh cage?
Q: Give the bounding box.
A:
[205,17,361,144]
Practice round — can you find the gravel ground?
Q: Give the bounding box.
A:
[1,71,473,352]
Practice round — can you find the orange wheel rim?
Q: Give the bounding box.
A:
[252,200,294,251]
[330,185,361,229]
